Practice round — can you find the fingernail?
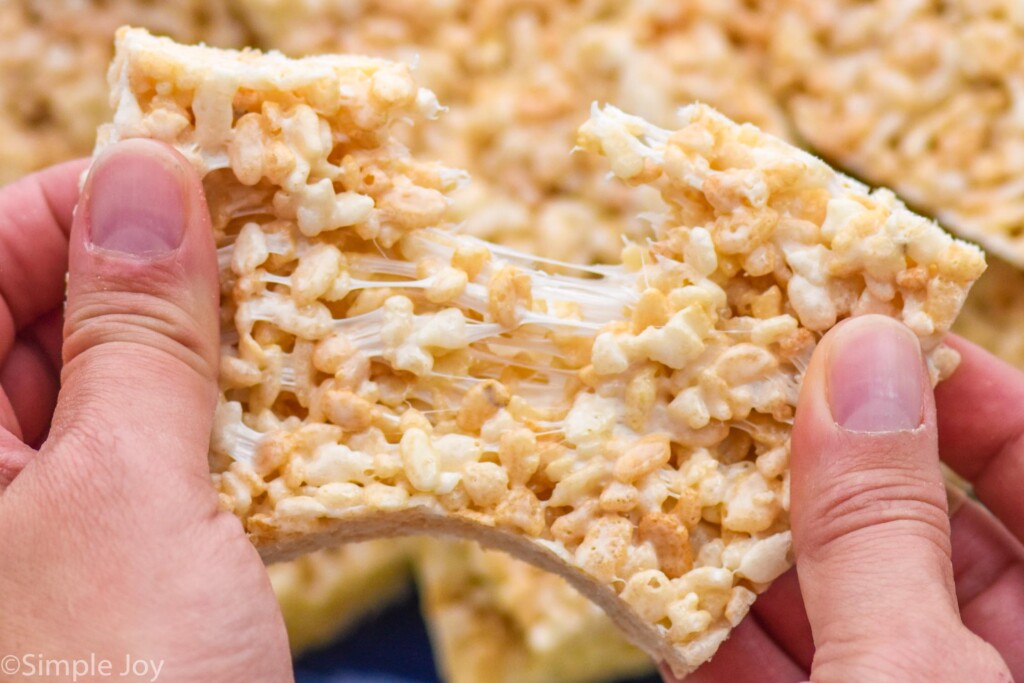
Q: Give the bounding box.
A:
[827,316,926,433]
[86,139,187,257]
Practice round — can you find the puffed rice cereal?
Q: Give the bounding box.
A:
[767,0,1024,266]
[92,28,985,678]
[232,0,791,266]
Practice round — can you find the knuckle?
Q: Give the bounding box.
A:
[63,289,217,382]
[0,449,31,488]
[800,466,951,563]
[814,626,1011,682]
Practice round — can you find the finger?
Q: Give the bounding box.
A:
[39,139,219,486]
[0,159,86,355]
[658,618,806,682]
[0,159,84,460]
[949,494,1024,678]
[0,359,21,439]
[20,308,64,447]
[0,435,34,490]
[1,335,60,444]
[791,315,1009,681]
[750,568,815,670]
[25,307,64,376]
[935,335,1024,543]
[0,308,65,456]
[750,499,1024,679]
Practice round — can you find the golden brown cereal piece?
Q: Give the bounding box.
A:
[97,30,984,678]
[614,437,671,484]
[457,381,511,433]
[489,266,534,329]
[673,488,704,530]
[639,512,694,579]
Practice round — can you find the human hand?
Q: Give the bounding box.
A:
[0,141,292,682]
[662,316,1021,682]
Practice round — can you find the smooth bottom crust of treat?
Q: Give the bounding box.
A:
[255,511,699,677]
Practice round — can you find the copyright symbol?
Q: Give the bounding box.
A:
[1,655,20,675]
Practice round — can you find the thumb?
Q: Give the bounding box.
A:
[49,139,219,482]
[791,315,1006,681]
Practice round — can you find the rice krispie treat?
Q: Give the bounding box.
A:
[270,541,412,654]
[417,539,653,683]
[231,0,790,265]
[4,7,788,675]
[93,28,984,677]
[768,0,1024,265]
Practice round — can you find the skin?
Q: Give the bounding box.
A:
[0,142,1019,682]
[0,143,292,682]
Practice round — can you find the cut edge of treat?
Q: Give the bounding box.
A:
[252,507,713,676]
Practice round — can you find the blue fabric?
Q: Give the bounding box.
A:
[294,592,439,682]
[293,590,661,683]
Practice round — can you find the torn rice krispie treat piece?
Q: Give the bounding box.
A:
[767,0,1024,266]
[270,540,412,654]
[93,28,985,678]
[416,539,653,683]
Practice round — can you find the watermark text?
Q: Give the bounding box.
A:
[1,653,164,681]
